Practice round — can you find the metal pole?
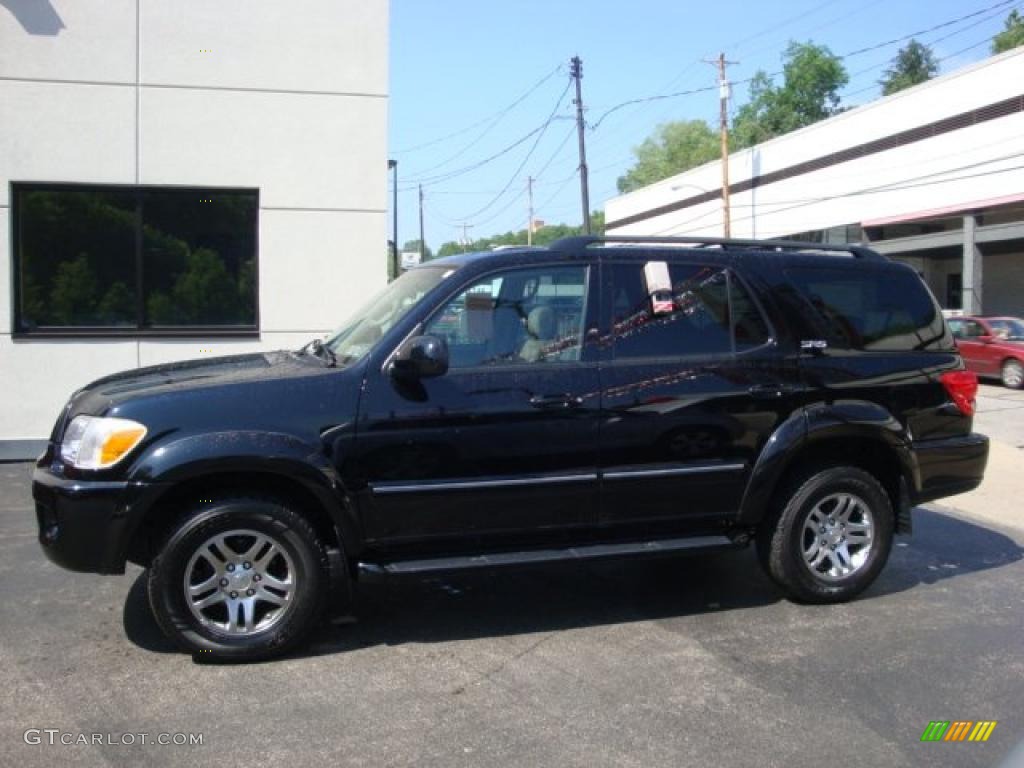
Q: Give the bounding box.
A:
[571,56,591,235]
[527,176,534,246]
[418,184,425,263]
[388,159,398,279]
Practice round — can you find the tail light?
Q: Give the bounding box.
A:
[940,370,978,416]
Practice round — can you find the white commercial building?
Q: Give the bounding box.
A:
[1,1,389,458]
[606,47,1024,322]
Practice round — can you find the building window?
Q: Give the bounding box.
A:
[13,183,258,336]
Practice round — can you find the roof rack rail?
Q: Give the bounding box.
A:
[548,235,886,261]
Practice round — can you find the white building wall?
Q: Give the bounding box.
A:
[606,48,1024,240]
[0,0,389,448]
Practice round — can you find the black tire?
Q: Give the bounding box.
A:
[1001,359,1024,390]
[756,466,894,604]
[147,496,328,662]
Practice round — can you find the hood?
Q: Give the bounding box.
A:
[69,350,330,417]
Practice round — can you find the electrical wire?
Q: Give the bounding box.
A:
[392,64,562,155]
[590,0,1018,133]
[446,79,573,222]
[647,151,1024,235]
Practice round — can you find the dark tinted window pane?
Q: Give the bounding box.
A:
[16,188,137,329]
[784,266,948,351]
[610,263,732,359]
[142,189,257,327]
[426,266,588,368]
[730,275,771,350]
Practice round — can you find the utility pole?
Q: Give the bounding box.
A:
[460,223,474,253]
[388,159,398,280]
[570,56,591,235]
[705,53,737,237]
[418,184,425,263]
[527,176,534,246]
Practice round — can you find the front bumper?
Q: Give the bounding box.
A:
[32,466,153,574]
[909,432,989,505]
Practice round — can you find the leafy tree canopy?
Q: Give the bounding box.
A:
[992,9,1024,53]
[879,39,939,95]
[732,41,849,148]
[435,211,604,259]
[616,120,719,194]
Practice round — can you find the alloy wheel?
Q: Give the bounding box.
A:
[183,529,297,635]
[801,493,874,582]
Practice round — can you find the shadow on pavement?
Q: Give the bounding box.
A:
[122,506,1021,660]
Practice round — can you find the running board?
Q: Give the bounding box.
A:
[357,535,740,580]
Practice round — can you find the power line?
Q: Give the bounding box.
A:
[399,114,565,189]
[404,69,569,179]
[842,0,1015,57]
[535,169,580,214]
[728,0,845,55]
[590,0,1018,133]
[392,64,562,155]
[843,22,1013,100]
[531,124,577,182]
[448,78,573,222]
[649,151,1024,235]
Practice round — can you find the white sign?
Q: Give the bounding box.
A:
[401,251,421,269]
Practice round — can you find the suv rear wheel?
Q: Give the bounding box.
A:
[147,497,328,661]
[757,466,894,603]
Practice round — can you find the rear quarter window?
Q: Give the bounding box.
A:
[784,265,952,351]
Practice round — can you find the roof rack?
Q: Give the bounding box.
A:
[548,235,886,262]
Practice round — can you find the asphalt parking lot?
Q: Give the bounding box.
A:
[1,385,1022,768]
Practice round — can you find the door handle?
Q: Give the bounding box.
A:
[529,393,584,410]
[748,384,797,400]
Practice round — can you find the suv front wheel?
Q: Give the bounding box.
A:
[147,497,328,661]
[757,466,894,603]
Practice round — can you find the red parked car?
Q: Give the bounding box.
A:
[947,315,1024,389]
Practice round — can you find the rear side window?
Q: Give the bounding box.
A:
[784,266,950,351]
[948,318,987,340]
[608,263,770,360]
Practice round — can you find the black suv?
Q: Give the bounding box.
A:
[33,236,989,660]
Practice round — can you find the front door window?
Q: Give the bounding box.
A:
[425,265,589,368]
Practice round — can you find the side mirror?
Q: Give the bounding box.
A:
[391,335,448,379]
[979,334,995,344]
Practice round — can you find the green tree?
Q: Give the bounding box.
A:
[50,254,98,324]
[879,40,939,95]
[97,281,134,324]
[147,248,240,325]
[435,211,605,258]
[732,41,849,148]
[616,120,719,193]
[993,9,1024,53]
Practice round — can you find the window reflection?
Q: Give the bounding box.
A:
[15,185,258,333]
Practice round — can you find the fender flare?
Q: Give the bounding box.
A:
[124,430,358,564]
[738,400,915,526]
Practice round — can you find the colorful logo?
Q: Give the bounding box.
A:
[920,721,997,742]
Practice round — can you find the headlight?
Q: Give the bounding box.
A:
[60,415,148,469]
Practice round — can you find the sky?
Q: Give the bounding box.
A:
[389,0,1016,250]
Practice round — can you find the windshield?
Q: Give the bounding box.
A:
[988,318,1024,340]
[322,266,454,364]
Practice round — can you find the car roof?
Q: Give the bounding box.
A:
[422,236,898,276]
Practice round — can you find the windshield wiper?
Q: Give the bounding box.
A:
[299,338,337,367]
